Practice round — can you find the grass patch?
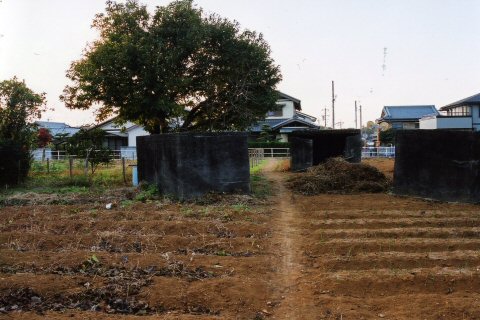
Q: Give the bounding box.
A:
[250,174,272,198]
[250,160,267,175]
[2,161,133,196]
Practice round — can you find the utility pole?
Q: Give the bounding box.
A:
[321,107,329,127]
[359,104,363,133]
[355,100,358,129]
[331,81,336,129]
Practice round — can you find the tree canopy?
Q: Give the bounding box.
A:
[0,77,46,145]
[61,0,282,134]
[0,77,47,186]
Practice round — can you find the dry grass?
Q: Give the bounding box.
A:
[286,158,391,195]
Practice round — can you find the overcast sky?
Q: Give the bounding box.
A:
[1,0,479,128]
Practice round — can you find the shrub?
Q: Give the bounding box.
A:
[0,141,31,187]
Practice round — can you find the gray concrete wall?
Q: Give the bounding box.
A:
[394,130,480,203]
[290,137,313,172]
[290,129,362,171]
[137,132,250,199]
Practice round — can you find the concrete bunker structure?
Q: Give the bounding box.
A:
[289,129,362,171]
[394,130,480,203]
[137,132,250,199]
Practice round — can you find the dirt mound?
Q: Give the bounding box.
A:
[287,158,391,195]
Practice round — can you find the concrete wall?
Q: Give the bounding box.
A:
[290,137,313,172]
[394,130,480,203]
[290,129,362,171]
[137,133,250,199]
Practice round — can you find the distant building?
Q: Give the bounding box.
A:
[249,92,319,142]
[35,121,80,137]
[377,105,438,130]
[420,93,480,131]
[88,118,150,149]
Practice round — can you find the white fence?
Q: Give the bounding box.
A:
[362,147,395,158]
[31,148,137,161]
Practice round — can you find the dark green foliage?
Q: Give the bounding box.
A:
[61,0,282,134]
[0,77,46,187]
[379,128,396,145]
[257,124,277,143]
[65,129,113,175]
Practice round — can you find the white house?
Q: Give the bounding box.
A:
[419,93,480,131]
[249,92,319,142]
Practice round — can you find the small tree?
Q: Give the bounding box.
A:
[379,128,395,146]
[257,124,277,143]
[0,77,46,186]
[66,128,112,175]
[37,128,53,161]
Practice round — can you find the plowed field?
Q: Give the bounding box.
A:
[1,159,480,319]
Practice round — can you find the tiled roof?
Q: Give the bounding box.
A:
[441,93,480,110]
[380,105,438,121]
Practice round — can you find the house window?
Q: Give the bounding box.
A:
[267,109,283,117]
[402,122,417,129]
[447,106,471,116]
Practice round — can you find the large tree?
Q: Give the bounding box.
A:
[61,0,282,134]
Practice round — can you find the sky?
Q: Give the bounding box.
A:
[1,0,479,128]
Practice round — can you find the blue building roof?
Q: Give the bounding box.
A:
[35,121,80,137]
[379,105,438,122]
[249,119,287,132]
[441,93,480,110]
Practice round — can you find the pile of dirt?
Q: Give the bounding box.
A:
[287,158,391,195]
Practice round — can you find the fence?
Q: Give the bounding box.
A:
[31,149,138,161]
[248,148,290,168]
[361,147,395,158]
[249,147,395,162]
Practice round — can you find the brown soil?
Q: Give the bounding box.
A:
[363,158,395,180]
[2,158,480,319]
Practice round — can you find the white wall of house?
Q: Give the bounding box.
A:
[128,126,150,147]
[420,117,472,129]
[266,100,295,119]
[471,105,480,131]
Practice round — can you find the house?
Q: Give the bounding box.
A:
[420,93,480,131]
[249,92,319,142]
[88,118,150,149]
[35,121,80,137]
[377,105,439,130]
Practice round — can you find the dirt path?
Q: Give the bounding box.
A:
[263,159,317,319]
